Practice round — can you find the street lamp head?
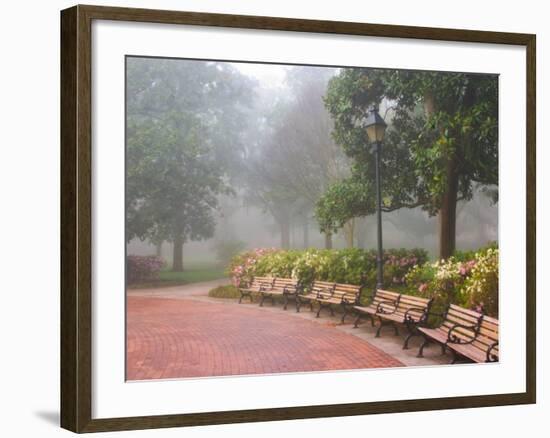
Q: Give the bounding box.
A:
[364,104,387,143]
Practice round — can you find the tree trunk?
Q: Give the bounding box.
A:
[303,220,309,248]
[438,160,458,259]
[281,220,290,249]
[172,235,184,271]
[343,219,355,248]
[356,217,367,249]
[155,241,163,257]
[324,232,333,249]
[424,89,458,260]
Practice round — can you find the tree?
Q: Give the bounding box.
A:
[243,66,349,248]
[126,58,253,270]
[322,68,498,258]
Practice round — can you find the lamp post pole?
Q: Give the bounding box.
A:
[373,140,384,290]
[362,104,387,291]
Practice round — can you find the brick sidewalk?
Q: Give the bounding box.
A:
[127,297,403,380]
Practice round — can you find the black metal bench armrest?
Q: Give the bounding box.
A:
[341,295,360,305]
[404,306,428,322]
[259,282,273,292]
[283,285,298,294]
[446,323,479,345]
[316,287,334,299]
[376,299,398,314]
[486,341,499,362]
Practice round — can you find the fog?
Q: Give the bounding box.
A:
[126,59,498,268]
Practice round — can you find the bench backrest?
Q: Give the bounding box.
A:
[249,276,275,290]
[393,293,433,318]
[441,304,483,341]
[310,280,336,296]
[272,277,299,292]
[474,315,499,360]
[332,282,363,303]
[371,289,400,309]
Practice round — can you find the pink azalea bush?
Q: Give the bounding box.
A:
[404,244,498,316]
[127,255,165,284]
[227,247,428,290]
[226,248,279,287]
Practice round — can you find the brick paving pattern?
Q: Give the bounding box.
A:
[127,297,403,380]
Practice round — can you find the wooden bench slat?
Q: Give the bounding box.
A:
[448,304,483,318]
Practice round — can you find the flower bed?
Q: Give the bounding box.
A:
[227,247,428,291]
[127,255,165,284]
[405,245,499,316]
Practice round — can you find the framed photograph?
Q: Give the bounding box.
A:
[60,4,536,433]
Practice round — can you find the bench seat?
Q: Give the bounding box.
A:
[238,276,274,303]
[297,281,363,322]
[258,277,301,309]
[417,304,497,363]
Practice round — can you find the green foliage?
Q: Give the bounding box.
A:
[461,247,499,317]
[208,285,241,299]
[319,68,498,243]
[127,263,226,288]
[126,58,253,247]
[404,244,499,316]
[158,267,226,284]
[315,180,374,233]
[228,247,428,290]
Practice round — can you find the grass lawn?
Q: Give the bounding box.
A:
[129,261,227,289]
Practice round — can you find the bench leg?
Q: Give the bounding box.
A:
[315,303,323,318]
[393,322,399,336]
[259,293,266,307]
[296,297,302,313]
[239,291,252,304]
[353,312,364,328]
[403,332,416,350]
[449,347,459,364]
[340,304,350,324]
[316,302,332,318]
[283,294,289,310]
[417,337,431,358]
[376,318,400,338]
[375,317,386,337]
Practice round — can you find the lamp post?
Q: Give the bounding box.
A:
[363,105,387,290]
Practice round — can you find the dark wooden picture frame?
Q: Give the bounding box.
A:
[61,4,536,433]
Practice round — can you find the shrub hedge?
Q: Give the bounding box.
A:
[127,255,165,284]
[227,244,499,317]
[404,245,499,317]
[227,247,428,290]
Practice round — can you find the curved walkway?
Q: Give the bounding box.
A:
[127,295,403,380]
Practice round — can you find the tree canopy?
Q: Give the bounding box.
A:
[319,68,498,258]
[126,58,254,270]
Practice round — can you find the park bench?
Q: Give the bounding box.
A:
[417,304,497,363]
[353,290,433,347]
[296,280,335,313]
[298,280,363,323]
[352,289,401,329]
[258,277,301,309]
[445,314,499,363]
[238,276,274,304]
